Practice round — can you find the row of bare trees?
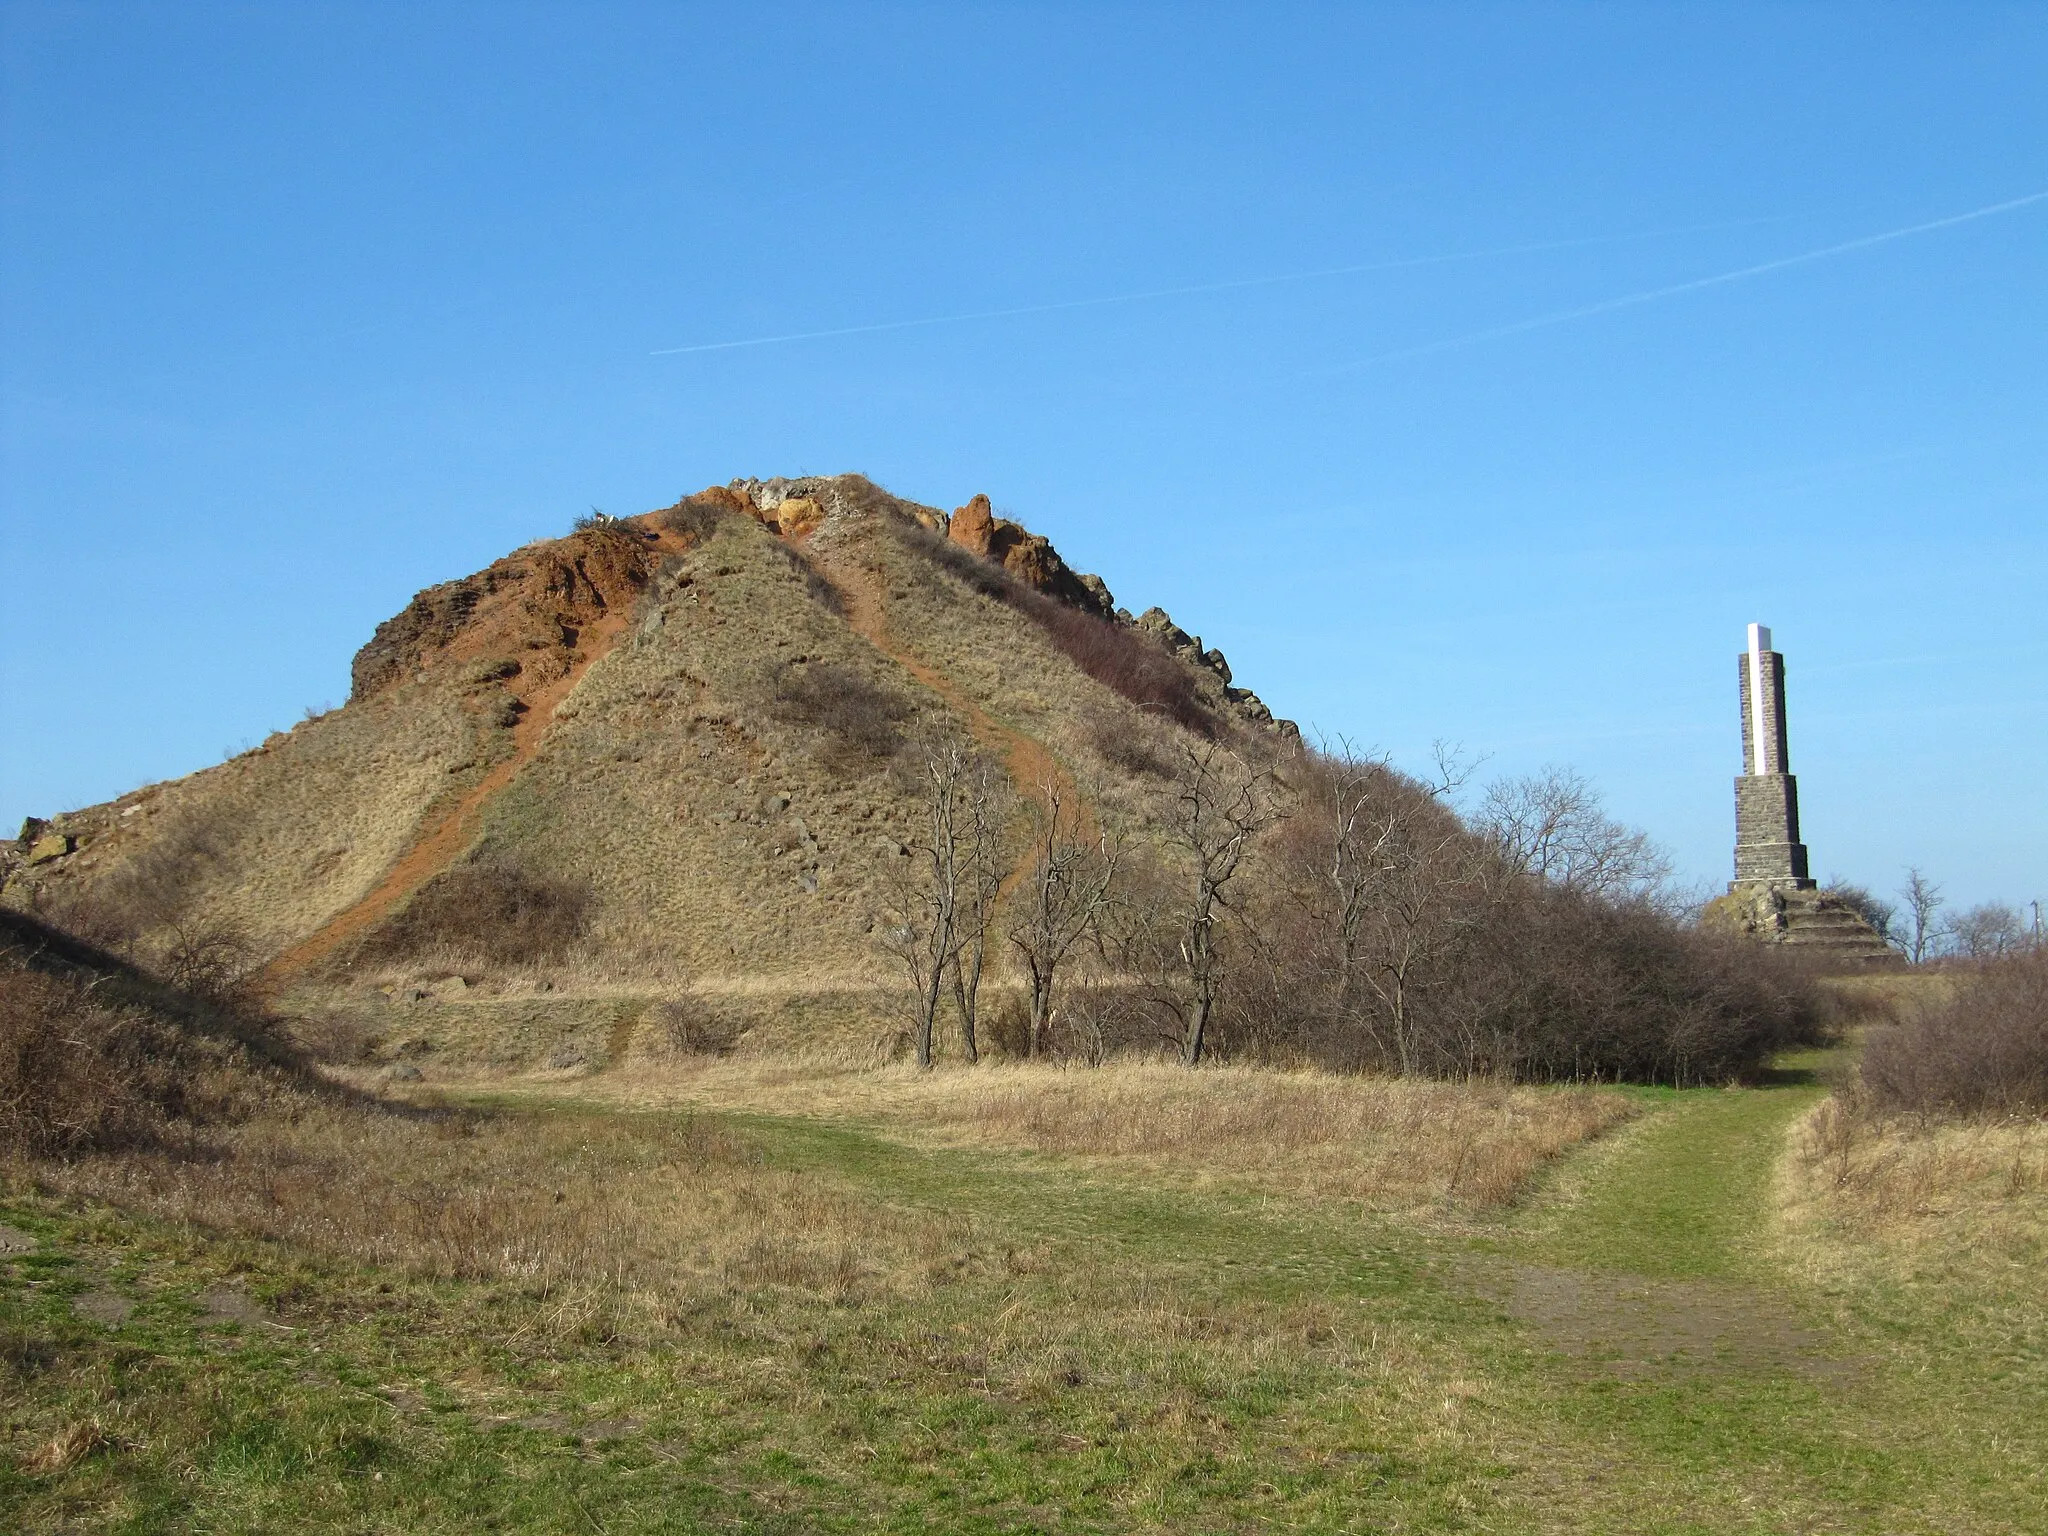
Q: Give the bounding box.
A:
[881,723,1814,1084]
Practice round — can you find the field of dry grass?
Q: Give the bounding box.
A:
[12,1101,995,1319]
[486,1057,1638,1211]
[10,932,2047,1531]
[1782,1095,2048,1286]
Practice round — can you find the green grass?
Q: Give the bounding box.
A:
[5,1059,2044,1532]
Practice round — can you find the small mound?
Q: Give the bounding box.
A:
[0,910,316,1156]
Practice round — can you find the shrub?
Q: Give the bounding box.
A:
[1197,746,1825,1086]
[1860,948,2048,1116]
[0,912,287,1156]
[1081,702,1174,778]
[361,856,591,967]
[768,660,911,767]
[891,520,1214,734]
[657,494,732,542]
[0,968,161,1155]
[654,996,739,1057]
[1446,889,1826,1085]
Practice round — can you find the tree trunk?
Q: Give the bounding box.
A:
[1027,972,1051,1058]
[916,959,945,1069]
[951,939,983,1064]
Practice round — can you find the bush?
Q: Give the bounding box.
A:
[1194,746,1825,1086]
[891,520,1214,734]
[0,913,287,1156]
[654,996,739,1057]
[1446,889,1825,1085]
[1082,702,1175,779]
[0,968,162,1155]
[1860,948,2048,1115]
[768,660,911,767]
[361,856,591,967]
[657,494,732,542]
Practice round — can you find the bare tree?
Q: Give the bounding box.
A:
[1006,781,1122,1057]
[1164,740,1284,1066]
[1330,745,1484,1075]
[881,733,968,1070]
[947,757,1012,1064]
[879,728,1013,1069]
[1478,767,1673,907]
[1946,901,2027,960]
[1898,867,1946,965]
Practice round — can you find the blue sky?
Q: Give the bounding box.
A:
[3,2,2043,915]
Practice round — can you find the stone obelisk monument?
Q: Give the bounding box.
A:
[1716,623,1897,965]
[1731,623,1814,891]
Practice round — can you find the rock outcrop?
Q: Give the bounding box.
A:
[1703,885,1903,969]
[350,522,664,700]
[944,494,1116,621]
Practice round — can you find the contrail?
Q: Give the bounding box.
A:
[648,215,1803,357]
[1325,188,2048,373]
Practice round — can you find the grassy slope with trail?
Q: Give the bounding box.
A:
[5,1055,2043,1533]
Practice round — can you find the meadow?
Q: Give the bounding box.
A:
[6,1002,2045,1534]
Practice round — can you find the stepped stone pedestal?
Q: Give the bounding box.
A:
[1716,624,1900,969]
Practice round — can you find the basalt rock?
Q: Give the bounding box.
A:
[946,494,1115,620]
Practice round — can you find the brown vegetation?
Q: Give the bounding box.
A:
[1,911,983,1315]
[766,658,912,768]
[892,519,1213,733]
[527,1056,1636,1211]
[0,911,294,1157]
[1053,748,1823,1086]
[1858,947,2048,1115]
[1786,1092,2048,1292]
[355,855,592,969]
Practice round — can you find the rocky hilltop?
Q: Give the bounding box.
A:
[4,475,1290,1059]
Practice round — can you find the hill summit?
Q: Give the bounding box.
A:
[5,476,1289,1054]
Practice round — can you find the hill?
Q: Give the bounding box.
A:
[3,476,1290,1061]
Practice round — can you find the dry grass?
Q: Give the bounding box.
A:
[354,855,592,968]
[14,1100,1002,1321]
[1783,1096,2048,1284]
[518,1057,1637,1210]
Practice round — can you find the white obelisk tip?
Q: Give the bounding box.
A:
[1746,623,1770,775]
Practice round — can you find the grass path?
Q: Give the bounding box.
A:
[8,1060,2043,1532]
[716,1051,2043,1532]
[1517,1055,1831,1278]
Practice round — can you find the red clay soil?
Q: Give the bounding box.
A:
[258,517,692,988]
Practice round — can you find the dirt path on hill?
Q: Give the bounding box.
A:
[257,607,636,990]
[803,535,1093,859]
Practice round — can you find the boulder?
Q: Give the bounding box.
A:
[949,493,997,557]
[1134,608,1195,652]
[771,496,825,538]
[26,834,74,866]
